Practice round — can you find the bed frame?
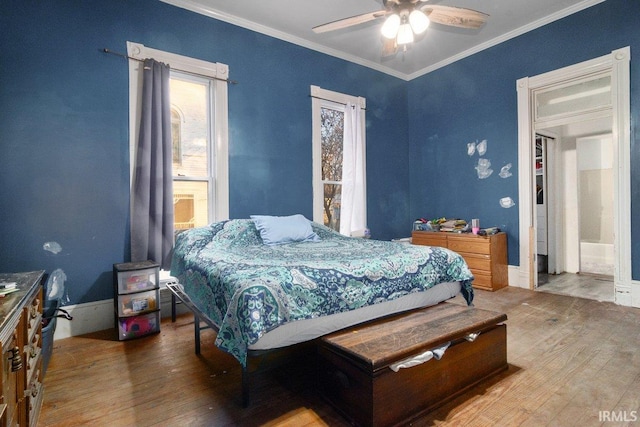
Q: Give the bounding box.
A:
[168,282,248,406]
[167,282,293,407]
[166,281,474,410]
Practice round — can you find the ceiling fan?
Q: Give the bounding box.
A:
[312,0,488,55]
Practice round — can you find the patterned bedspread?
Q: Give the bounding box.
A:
[170,219,474,366]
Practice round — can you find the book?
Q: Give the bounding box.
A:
[0,287,19,298]
[0,282,17,289]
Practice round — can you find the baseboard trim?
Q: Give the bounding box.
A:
[52,288,190,341]
[51,266,534,341]
[507,265,526,288]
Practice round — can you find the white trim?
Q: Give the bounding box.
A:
[516,47,633,306]
[161,0,604,81]
[507,265,526,289]
[611,47,633,306]
[127,41,229,221]
[52,290,189,341]
[52,300,113,341]
[516,76,533,289]
[310,86,366,228]
[310,85,366,109]
[127,41,230,81]
[633,279,640,307]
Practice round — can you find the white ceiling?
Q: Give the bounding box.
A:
[161,0,604,80]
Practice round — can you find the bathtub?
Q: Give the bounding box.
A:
[580,241,614,275]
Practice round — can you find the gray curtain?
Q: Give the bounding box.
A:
[131,59,174,269]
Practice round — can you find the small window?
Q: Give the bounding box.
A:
[320,106,345,231]
[311,86,366,234]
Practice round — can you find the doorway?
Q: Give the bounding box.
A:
[534,120,615,302]
[516,47,633,306]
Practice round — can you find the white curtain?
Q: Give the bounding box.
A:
[340,102,367,236]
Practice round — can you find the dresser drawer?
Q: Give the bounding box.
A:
[26,377,43,427]
[411,232,447,247]
[469,271,493,290]
[412,231,507,291]
[460,254,491,272]
[447,238,491,255]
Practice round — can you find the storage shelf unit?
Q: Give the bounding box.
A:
[113,261,160,340]
[412,231,508,291]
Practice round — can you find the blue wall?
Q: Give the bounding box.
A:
[1,0,638,306]
[0,0,409,304]
[408,0,639,272]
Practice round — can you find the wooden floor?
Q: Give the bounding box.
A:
[538,272,615,302]
[38,287,640,427]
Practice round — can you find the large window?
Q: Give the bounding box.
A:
[311,86,366,234]
[170,73,212,230]
[128,42,229,231]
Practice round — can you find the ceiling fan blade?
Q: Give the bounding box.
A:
[422,5,488,30]
[313,10,387,33]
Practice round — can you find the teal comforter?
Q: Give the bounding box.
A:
[170,219,474,366]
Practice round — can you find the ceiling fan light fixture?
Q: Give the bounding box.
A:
[381,14,400,39]
[396,23,414,45]
[409,10,430,34]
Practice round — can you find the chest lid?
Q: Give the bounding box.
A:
[320,302,507,372]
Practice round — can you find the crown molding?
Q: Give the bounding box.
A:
[407,0,606,80]
[159,0,408,80]
[161,0,604,81]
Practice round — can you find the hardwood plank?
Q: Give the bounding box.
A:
[39,287,640,426]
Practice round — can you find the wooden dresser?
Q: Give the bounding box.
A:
[0,271,45,427]
[412,231,508,291]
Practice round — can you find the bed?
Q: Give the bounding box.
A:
[169,216,474,404]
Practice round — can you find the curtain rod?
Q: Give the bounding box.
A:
[102,48,238,85]
[309,95,367,111]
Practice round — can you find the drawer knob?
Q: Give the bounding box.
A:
[31,382,39,398]
[10,346,23,372]
[31,299,41,319]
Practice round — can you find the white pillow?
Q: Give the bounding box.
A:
[250,214,321,246]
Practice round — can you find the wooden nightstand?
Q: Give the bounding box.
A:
[412,231,508,291]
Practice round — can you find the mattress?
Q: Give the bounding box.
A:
[249,281,461,350]
[171,219,474,366]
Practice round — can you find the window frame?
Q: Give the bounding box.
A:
[127,41,229,222]
[310,85,366,229]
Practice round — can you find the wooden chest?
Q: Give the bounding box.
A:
[412,231,508,291]
[317,303,507,427]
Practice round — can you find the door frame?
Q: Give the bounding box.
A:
[534,132,559,275]
[516,46,634,306]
